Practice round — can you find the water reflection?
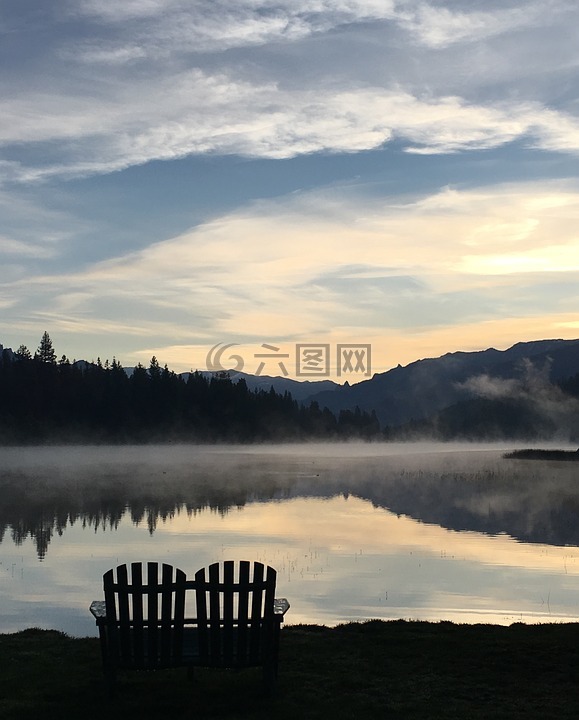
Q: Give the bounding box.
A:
[1,442,579,635]
[2,443,579,558]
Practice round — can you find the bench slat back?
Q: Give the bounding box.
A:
[193,560,277,667]
[103,562,187,669]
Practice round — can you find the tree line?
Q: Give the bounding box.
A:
[0,333,381,444]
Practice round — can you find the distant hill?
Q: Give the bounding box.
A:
[179,370,339,403]
[304,338,579,428]
[4,337,579,441]
[184,338,579,439]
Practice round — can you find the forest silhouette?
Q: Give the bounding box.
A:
[0,333,381,444]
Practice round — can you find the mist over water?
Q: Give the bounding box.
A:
[1,441,579,636]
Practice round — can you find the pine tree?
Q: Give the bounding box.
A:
[149,356,161,380]
[16,344,32,360]
[36,332,57,364]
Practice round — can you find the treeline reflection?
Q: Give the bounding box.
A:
[1,448,578,559]
[0,471,297,559]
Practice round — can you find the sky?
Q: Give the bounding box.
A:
[2,0,579,381]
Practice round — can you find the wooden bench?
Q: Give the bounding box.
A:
[90,560,290,696]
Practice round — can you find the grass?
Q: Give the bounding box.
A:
[1,621,579,719]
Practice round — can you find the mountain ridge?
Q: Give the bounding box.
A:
[304,338,579,426]
[3,337,579,437]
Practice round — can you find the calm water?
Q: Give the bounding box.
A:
[1,442,579,637]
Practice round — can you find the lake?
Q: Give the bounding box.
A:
[1,442,579,637]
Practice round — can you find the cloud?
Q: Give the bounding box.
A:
[458,359,579,437]
[68,44,148,65]
[0,187,88,275]
[460,374,521,401]
[75,0,397,32]
[2,0,579,377]
[72,1,571,55]
[4,74,579,184]
[66,0,401,64]
[396,0,565,49]
[0,1,577,183]
[460,245,579,275]
[2,178,579,371]
[0,236,54,259]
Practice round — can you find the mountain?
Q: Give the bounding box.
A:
[304,338,579,427]
[177,370,339,403]
[4,337,579,439]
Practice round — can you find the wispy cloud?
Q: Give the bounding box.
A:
[75,0,398,36]
[72,1,569,54]
[4,78,579,184]
[459,358,579,437]
[397,0,565,49]
[0,235,54,259]
[2,1,579,372]
[2,179,579,369]
[1,1,577,184]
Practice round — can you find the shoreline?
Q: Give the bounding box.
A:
[3,620,579,719]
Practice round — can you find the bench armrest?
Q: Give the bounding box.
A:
[90,597,289,619]
[274,598,290,616]
[90,600,107,619]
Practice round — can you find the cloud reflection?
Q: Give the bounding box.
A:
[2,443,579,634]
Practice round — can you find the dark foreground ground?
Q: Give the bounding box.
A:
[2,621,579,719]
